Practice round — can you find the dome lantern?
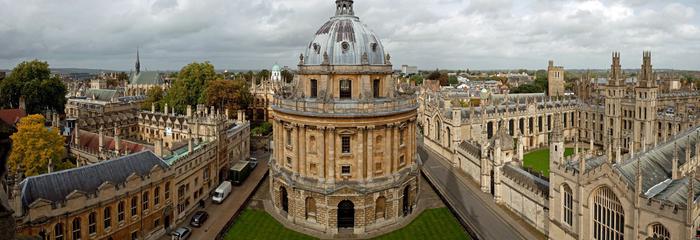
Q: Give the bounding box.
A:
[335,0,354,16]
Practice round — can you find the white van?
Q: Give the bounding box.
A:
[212,181,232,204]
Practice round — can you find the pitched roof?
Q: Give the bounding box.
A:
[85,89,118,102]
[0,109,26,126]
[20,151,168,209]
[76,130,152,154]
[129,71,163,85]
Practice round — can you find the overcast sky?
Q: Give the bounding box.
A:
[1,0,699,71]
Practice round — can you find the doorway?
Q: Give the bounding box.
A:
[280,186,289,213]
[337,200,355,229]
[403,185,411,216]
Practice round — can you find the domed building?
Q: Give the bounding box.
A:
[269,0,420,235]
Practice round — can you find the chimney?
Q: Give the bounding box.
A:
[210,106,215,117]
[74,121,81,146]
[225,108,229,120]
[18,96,26,111]
[154,138,163,157]
[98,126,105,153]
[164,103,169,115]
[188,136,194,153]
[114,126,121,155]
[151,103,156,113]
[187,105,192,118]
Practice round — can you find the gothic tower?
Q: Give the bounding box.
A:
[633,51,657,151]
[547,60,565,97]
[135,48,141,74]
[604,52,624,162]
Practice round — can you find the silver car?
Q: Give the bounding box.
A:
[170,227,191,240]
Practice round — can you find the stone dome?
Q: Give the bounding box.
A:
[303,0,386,66]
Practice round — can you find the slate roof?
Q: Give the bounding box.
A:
[85,89,118,102]
[19,151,168,209]
[129,71,163,85]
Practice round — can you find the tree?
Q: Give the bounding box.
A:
[410,74,424,85]
[165,62,217,113]
[251,122,272,136]
[438,72,449,86]
[257,69,271,84]
[448,76,459,86]
[427,69,441,80]
[203,79,252,112]
[0,60,67,114]
[8,114,68,176]
[142,86,164,111]
[281,70,294,83]
[108,72,129,88]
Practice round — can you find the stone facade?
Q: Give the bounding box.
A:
[548,60,565,97]
[422,52,700,240]
[269,0,420,236]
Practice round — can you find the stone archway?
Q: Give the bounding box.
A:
[403,185,412,216]
[337,200,355,229]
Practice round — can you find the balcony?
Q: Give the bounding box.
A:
[272,96,418,117]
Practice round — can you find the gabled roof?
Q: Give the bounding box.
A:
[76,130,152,154]
[129,71,163,85]
[20,151,168,209]
[85,89,118,102]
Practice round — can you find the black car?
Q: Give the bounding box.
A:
[190,211,209,227]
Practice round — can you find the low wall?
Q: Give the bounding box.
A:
[500,164,549,235]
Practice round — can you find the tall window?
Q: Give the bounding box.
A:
[562,184,573,226]
[373,79,380,98]
[103,207,111,229]
[399,129,405,146]
[310,79,318,98]
[376,196,386,219]
[131,197,138,217]
[72,218,81,240]
[340,79,352,99]
[286,129,292,146]
[143,191,149,211]
[54,223,64,240]
[650,223,670,240]
[593,187,624,240]
[305,197,317,221]
[88,212,96,235]
[118,201,125,222]
[341,136,351,153]
[154,187,160,206]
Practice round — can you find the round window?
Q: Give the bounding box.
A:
[341,42,350,53]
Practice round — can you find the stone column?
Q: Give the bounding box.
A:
[319,127,326,181]
[367,126,375,181]
[300,125,307,177]
[393,123,399,172]
[328,127,336,184]
[357,126,365,181]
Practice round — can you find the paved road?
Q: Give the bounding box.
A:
[419,144,544,240]
[161,151,270,240]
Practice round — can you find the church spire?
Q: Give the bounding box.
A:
[639,51,654,88]
[335,0,355,16]
[610,52,623,86]
[135,48,141,74]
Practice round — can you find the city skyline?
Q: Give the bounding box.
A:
[1,0,699,71]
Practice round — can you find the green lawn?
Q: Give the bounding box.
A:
[225,209,316,240]
[224,208,469,240]
[372,208,470,240]
[522,148,574,177]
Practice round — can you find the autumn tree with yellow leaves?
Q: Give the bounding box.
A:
[8,114,70,176]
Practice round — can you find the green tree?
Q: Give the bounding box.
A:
[142,86,164,111]
[257,69,271,84]
[251,122,273,136]
[281,70,294,83]
[203,79,252,112]
[8,114,68,176]
[448,76,459,86]
[410,74,424,85]
[0,60,67,114]
[165,62,217,113]
[427,69,441,80]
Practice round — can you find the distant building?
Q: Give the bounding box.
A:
[401,65,418,75]
[547,60,565,97]
[125,49,168,96]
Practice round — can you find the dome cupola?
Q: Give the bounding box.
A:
[303,0,387,66]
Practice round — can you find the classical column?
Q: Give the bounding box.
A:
[393,123,399,172]
[385,125,392,175]
[328,127,336,184]
[367,126,375,181]
[300,124,307,177]
[319,127,326,181]
[357,126,365,181]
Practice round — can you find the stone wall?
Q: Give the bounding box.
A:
[499,164,549,235]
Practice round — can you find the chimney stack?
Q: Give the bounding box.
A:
[98,126,105,154]
[114,126,121,155]
[164,103,169,115]
[187,105,192,118]
[151,103,156,113]
[154,139,163,157]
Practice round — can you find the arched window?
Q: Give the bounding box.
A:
[54,223,64,240]
[305,197,317,221]
[103,207,111,229]
[375,196,386,220]
[72,218,81,240]
[649,223,670,240]
[88,212,97,235]
[562,184,573,226]
[436,121,441,141]
[446,128,451,148]
[592,186,624,240]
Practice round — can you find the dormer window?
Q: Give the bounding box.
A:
[371,43,378,52]
[313,43,320,54]
[341,42,350,53]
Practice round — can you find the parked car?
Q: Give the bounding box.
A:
[190,211,209,227]
[249,157,259,169]
[169,227,191,240]
[212,181,232,204]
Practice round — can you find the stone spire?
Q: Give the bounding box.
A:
[335,0,355,16]
[639,51,654,88]
[135,48,141,74]
[610,52,623,86]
